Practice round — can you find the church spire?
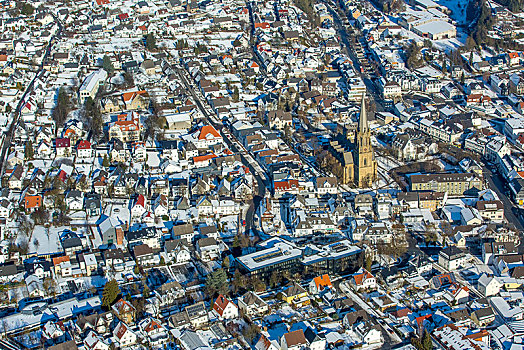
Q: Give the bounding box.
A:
[358,93,368,133]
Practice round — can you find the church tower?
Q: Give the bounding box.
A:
[354,93,376,188]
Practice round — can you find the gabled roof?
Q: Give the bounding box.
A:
[77,140,91,150]
[313,274,332,291]
[143,318,163,333]
[112,298,136,315]
[135,194,145,207]
[283,330,307,347]
[114,322,129,340]
[283,282,306,296]
[198,125,221,140]
[213,294,236,317]
[55,138,70,148]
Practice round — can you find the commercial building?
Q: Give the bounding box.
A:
[236,238,362,280]
[409,173,482,196]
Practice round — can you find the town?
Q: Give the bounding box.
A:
[0,0,523,349]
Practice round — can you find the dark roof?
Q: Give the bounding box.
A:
[0,262,17,277]
[172,223,193,236]
[200,225,217,236]
[472,307,494,320]
[164,239,189,252]
[105,248,124,261]
[440,246,465,259]
[197,237,218,248]
[61,237,82,250]
[133,244,154,257]
[47,341,78,350]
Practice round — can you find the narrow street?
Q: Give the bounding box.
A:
[484,166,524,231]
[338,282,402,349]
[321,0,384,112]
[173,65,268,237]
[0,15,63,176]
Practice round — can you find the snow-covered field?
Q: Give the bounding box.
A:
[433,0,471,25]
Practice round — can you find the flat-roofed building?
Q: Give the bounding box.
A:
[237,238,362,280]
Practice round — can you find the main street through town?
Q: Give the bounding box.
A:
[0,15,63,176]
[322,0,384,112]
[173,64,268,238]
[484,166,524,231]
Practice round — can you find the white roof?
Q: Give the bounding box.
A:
[79,69,107,93]
[491,297,523,319]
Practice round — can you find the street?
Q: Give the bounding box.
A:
[173,64,268,237]
[484,166,524,231]
[321,0,384,112]
[0,14,63,176]
[338,282,403,349]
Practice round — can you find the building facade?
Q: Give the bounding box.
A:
[328,94,377,187]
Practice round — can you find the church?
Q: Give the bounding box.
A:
[328,94,377,187]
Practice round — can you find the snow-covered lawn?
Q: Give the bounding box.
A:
[18,225,68,256]
[433,0,470,25]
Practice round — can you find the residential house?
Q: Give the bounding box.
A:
[309,274,333,295]
[133,244,156,266]
[268,110,292,130]
[164,239,191,264]
[185,301,209,329]
[112,298,136,324]
[238,291,269,318]
[196,237,221,262]
[281,330,308,350]
[350,269,377,291]
[438,246,467,271]
[55,138,71,157]
[281,282,310,308]
[113,322,138,347]
[213,294,239,319]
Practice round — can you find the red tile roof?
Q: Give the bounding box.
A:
[115,322,128,339]
[274,179,299,191]
[55,138,70,148]
[25,194,42,209]
[144,319,163,333]
[198,125,221,140]
[284,330,307,347]
[213,294,234,316]
[52,256,70,266]
[353,270,374,286]
[193,153,217,163]
[135,194,145,207]
[77,140,91,149]
[313,274,332,291]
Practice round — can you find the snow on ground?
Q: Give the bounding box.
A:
[19,225,70,256]
[30,159,53,171]
[376,156,400,172]
[75,161,94,175]
[98,38,137,51]
[433,0,470,24]
[432,31,467,52]
[147,150,161,168]
[105,200,131,224]
[220,214,240,238]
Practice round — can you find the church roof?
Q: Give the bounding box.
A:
[358,93,368,133]
[343,151,354,165]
